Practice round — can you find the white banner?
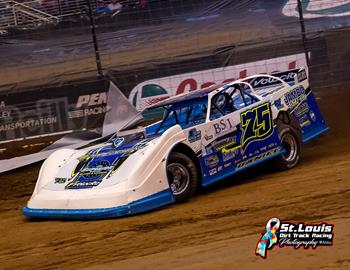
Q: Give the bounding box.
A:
[129,53,308,111]
[283,0,350,18]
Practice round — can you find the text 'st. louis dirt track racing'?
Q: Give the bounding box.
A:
[23,68,328,219]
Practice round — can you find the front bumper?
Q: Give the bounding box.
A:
[22,189,174,220]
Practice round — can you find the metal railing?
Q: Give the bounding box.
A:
[0,0,149,30]
[0,0,60,28]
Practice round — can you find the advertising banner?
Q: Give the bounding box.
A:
[0,80,109,143]
[0,81,140,173]
[128,53,308,111]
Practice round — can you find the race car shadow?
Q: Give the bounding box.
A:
[197,162,275,197]
[197,133,334,197]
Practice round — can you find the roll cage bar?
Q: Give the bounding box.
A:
[205,74,291,122]
[153,72,294,133]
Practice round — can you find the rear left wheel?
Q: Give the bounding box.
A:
[167,152,198,202]
[272,123,301,170]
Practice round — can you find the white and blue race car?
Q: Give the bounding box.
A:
[23,68,328,219]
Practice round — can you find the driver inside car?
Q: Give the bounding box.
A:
[211,92,236,119]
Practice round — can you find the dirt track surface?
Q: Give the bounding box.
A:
[0,87,349,270]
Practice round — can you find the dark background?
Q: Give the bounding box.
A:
[1,0,349,91]
[0,0,350,143]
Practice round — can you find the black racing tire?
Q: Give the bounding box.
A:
[272,122,302,170]
[166,152,199,202]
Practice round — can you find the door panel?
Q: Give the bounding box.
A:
[200,101,282,186]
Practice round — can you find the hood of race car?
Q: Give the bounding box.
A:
[44,134,158,191]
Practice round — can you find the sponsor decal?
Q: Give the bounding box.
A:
[274,98,283,110]
[294,102,309,117]
[284,86,306,108]
[105,148,134,156]
[66,181,101,189]
[112,137,125,148]
[97,139,150,157]
[80,166,114,175]
[202,146,214,156]
[130,53,308,111]
[240,103,273,152]
[67,156,114,188]
[188,128,202,143]
[213,118,234,135]
[256,217,334,259]
[300,116,311,127]
[251,71,296,89]
[297,69,308,82]
[204,155,220,167]
[79,161,110,176]
[221,138,240,161]
[204,134,213,141]
[223,162,232,168]
[209,168,217,176]
[283,0,350,18]
[223,151,236,162]
[212,136,237,152]
[66,160,112,189]
[236,147,280,169]
[54,177,67,184]
[221,143,240,154]
[66,139,152,189]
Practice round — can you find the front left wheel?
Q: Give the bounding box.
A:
[166,152,199,202]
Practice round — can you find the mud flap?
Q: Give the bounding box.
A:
[292,92,329,143]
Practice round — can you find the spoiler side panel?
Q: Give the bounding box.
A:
[291,89,329,142]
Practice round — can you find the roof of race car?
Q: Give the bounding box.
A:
[147,83,226,109]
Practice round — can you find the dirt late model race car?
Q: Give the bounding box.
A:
[23,68,328,219]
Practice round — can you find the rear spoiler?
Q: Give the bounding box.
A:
[246,68,308,89]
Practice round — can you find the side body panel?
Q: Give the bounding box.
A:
[181,100,283,187]
[290,89,328,142]
[182,69,328,188]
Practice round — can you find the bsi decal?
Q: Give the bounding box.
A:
[213,118,234,135]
